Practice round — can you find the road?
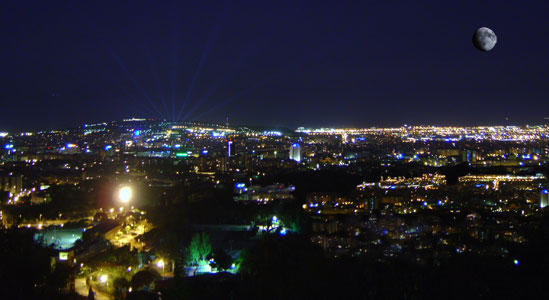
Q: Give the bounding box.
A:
[75,277,112,300]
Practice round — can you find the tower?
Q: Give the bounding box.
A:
[227,139,233,157]
[541,189,549,208]
[289,143,301,162]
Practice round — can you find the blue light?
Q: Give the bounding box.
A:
[513,259,519,266]
[235,183,246,188]
[543,190,548,194]
[201,149,208,155]
[134,130,141,137]
[104,145,112,151]
[280,228,287,236]
[292,143,299,148]
[174,144,181,149]
[4,144,13,149]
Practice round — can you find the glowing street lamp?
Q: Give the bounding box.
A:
[156,259,165,273]
[99,274,108,284]
[156,259,165,269]
[119,186,132,204]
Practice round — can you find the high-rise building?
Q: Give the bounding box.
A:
[289,143,301,162]
[227,139,233,157]
[541,189,549,208]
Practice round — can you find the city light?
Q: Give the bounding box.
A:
[119,186,132,204]
[99,274,108,283]
[156,259,165,269]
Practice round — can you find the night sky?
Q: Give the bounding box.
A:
[2,1,549,131]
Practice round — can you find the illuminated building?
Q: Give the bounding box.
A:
[289,143,301,162]
[233,184,295,203]
[227,139,233,157]
[0,173,23,195]
[458,174,546,191]
[541,190,549,208]
[358,174,447,190]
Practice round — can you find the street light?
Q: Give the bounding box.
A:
[156,259,165,268]
[119,186,132,204]
[156,259,165,273]
[99,274,108,284]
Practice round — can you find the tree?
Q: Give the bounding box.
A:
[130,269,160,291]
[186,232,211,266]
[209,248,233,271]
[46,263,73,292]
[239,234,326,299]
[156,233,181,273]
[113,277,130,300]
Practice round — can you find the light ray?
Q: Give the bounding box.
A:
[175,24,219,122]
[145,49,171,120]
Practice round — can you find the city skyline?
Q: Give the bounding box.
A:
[2,2,549,299]
[6,116,549,134]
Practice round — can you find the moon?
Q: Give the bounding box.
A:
[472,27,497,52]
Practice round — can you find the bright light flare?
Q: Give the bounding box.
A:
[119,186,132,203]
[99,274,108,283]
[156,259,165,269]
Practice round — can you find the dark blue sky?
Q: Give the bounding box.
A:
[1,1,549,131]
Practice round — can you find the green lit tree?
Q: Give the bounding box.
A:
[186,232,211,267]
